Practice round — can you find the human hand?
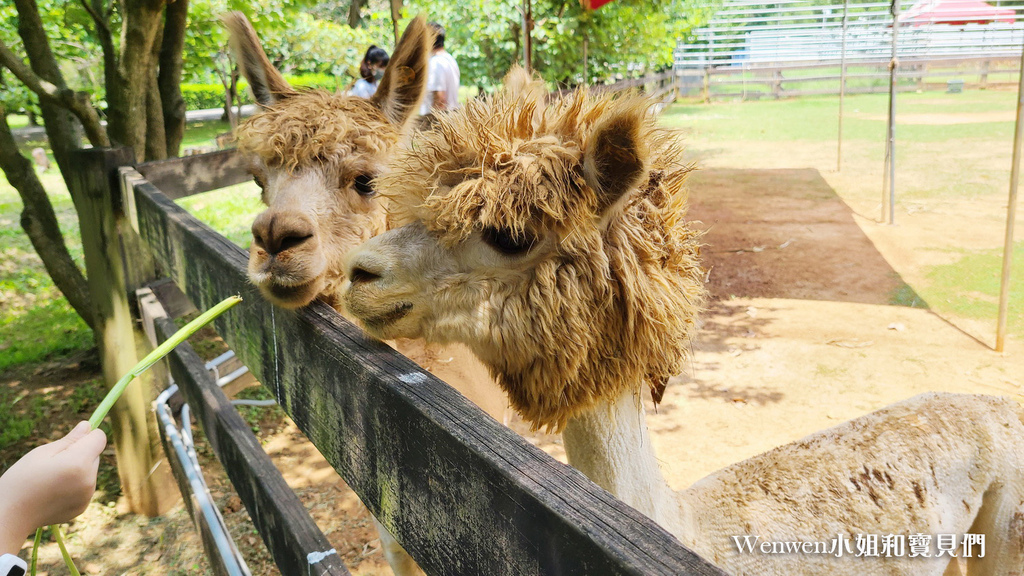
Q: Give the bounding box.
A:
[0,421,106,554]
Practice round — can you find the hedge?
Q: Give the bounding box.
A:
[181,73,349,111]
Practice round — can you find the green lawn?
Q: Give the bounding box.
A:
[662,91,1017,143]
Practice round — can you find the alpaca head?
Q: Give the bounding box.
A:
[224,12,432,309]
[343,70,706,430]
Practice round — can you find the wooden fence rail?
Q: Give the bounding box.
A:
[87,146,726,575]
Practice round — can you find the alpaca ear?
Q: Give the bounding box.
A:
[503,65,546,103]
[371,15,432,128]
[222,11,295,106]
[583,102,650,215]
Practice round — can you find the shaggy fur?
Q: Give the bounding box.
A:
[359,70,705,430]
[236,92,399,173]
[226,12,427,310]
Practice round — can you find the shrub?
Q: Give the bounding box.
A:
[181,74,352,111]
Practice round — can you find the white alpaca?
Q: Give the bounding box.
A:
[341,73,1024,575]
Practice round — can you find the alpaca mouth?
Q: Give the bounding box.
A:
[258,276,324,309]
[362,302,413,328]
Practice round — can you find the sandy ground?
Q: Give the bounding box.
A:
[6,135,1023,575]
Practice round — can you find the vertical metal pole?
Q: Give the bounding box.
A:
[996,44,1024,352]
[886,0,901,225]
[523,0,533,72]
[583,31,589,85]
[838,0,849,172]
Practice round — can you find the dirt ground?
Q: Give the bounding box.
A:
[6,157,1024,575]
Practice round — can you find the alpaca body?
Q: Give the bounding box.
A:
[565,390,1024,576]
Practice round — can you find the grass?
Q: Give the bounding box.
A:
[0,120,262,376]
[0,385,45,450]
[176,181,263,247]
[662,91,1017,143]
[180,119,233,150]
[921,242,1023,328]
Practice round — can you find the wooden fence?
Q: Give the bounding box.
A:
[73,145,725,575]
[681,56,1019,101]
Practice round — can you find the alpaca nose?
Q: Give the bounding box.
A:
[346,254,386,286]
[252,211,315,256]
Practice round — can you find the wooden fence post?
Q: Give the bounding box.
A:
[70,147,178,516]
[772,68,783,99]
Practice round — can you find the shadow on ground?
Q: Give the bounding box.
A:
[688,167,920,306]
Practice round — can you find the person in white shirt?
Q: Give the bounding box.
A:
[420,22,460,115]
[350,45,390,99]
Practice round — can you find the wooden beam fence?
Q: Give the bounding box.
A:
[101,147,725,575]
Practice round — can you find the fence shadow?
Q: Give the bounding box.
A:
[687,167,918,306]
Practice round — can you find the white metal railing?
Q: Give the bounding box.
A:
[676,0,1024,68]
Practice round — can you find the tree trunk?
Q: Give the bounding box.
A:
[145,22,168,161]
[390,0,403,43]
[0,105,95,331]
[159,0,188,157]
[106,0,166,161]
[14,0,83,176]
[349,0,365,28]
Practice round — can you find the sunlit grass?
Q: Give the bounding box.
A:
[919,243,1024,337]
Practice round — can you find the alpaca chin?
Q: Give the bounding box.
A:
[255,275,326,309]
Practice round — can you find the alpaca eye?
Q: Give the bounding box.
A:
[481,226,536,255]
[353,174,375,197]
[252,174,266,189]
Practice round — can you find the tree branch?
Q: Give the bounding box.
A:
[0,103,96,332]
[79,0,111,37]
[0,39,109,147]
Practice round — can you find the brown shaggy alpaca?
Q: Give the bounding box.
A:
[224,11,428,310]
[351,70,705,429]
[343,69,1024,575]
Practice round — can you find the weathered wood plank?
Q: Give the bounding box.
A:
[136,149,251,200]
[154,316,351,576]
[70,147,178,516]
[156,402,252,576]
[133,174,727,575]
[146,277,198,319]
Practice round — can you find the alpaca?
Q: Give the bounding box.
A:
[223,14,505,575]
[341,71,1024,575]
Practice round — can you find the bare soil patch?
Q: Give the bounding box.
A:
[688,168,905,304]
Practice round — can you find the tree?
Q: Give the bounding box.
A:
[392,0,710,91]
[0,0,191,516]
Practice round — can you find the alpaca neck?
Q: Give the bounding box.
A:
[562,390,686,537]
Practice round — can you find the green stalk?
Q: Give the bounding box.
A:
[29,527,41,576]
[52,526,81,576]
[34,295,242,575]
[88,295,242,429]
